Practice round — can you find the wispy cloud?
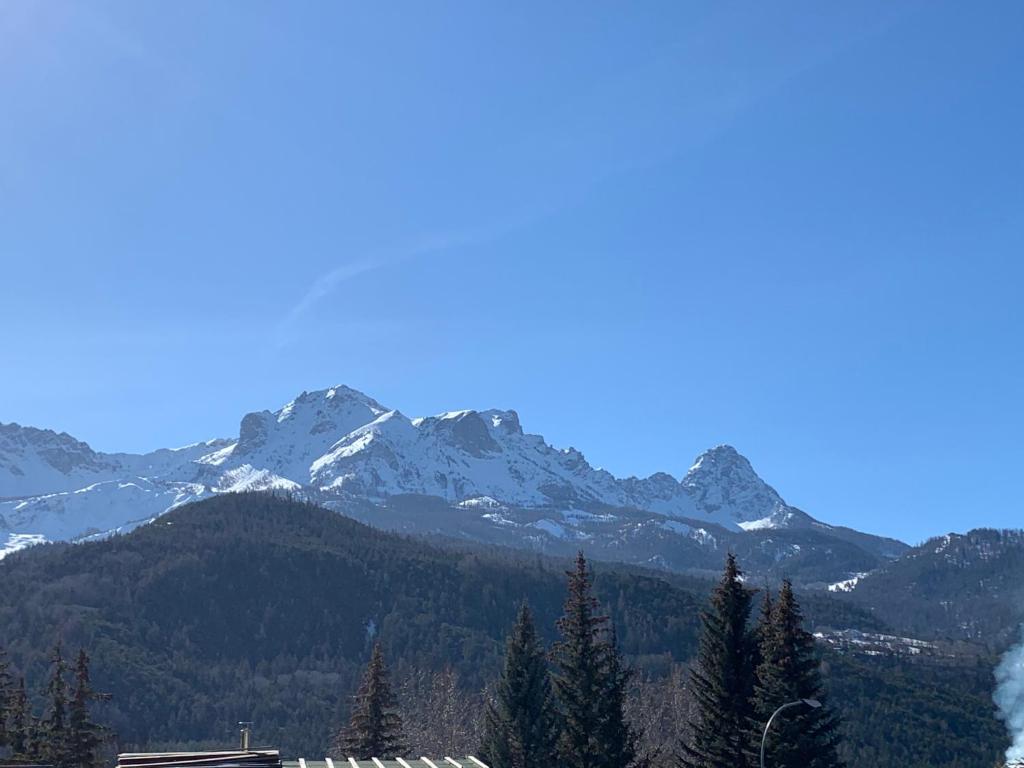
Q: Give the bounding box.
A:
[272,227,491,349]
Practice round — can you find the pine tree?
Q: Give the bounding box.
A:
[41,642,70,767]
[679,554,758,768]
[754,587,773,667]
[8,678,31,757]
[751,580,843,768]
[0,646,13,750]
[595,623,644,768]
[336,643,405,759]
[551,552,641,768]
[27,715,47,763]
[480,602,559,768]
[68,649,110,768]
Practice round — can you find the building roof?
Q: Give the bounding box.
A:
[115,751,489,768]
[283,759,489,768]
[117,752,282,768]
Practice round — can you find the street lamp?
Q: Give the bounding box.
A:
[759,698,821,768]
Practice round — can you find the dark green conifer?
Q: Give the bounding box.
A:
[28,715,47,763]
[8,678,31,757]
[42,642,70,767]
[754,587,773,667]
[337,643,405,758]
[68,649,110,768]
[595,623,644,767]
[551,552,641,768]
[0,646,12,750]
[480,602,559,768]
[751,580,843,768]
[679,554,758,768]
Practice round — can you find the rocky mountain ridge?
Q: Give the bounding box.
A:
[0,385,907,580]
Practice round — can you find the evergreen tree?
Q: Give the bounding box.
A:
[8,678,31,757]
[336,643,405,758]
[0,646,12,750]
[754,587,773,668]
[551,552,641,768]
[41,642,70,767]
[480,602,559,768]
[679,554,758,768]
[27,715,47,763]
[68,649,110,768]
[595,623,645,767]
[751,580,843,768]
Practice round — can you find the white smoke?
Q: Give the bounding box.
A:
[995,628,1024,763]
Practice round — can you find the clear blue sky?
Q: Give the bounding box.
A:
[2,1,1021,544]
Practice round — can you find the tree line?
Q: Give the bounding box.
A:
[337,552,842,768]
[0,643,110,768]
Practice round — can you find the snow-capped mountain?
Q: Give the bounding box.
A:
[0,385,907,579]
[0,422,118,497]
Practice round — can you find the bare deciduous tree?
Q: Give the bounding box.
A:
[625,663,696,762]
[398,667,486,757]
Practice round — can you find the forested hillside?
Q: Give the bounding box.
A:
[0,494,1007,766]
[840,529,1024,648]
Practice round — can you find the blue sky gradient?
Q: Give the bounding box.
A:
[2,1,1022,543]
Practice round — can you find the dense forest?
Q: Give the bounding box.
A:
[0,643,111,768]
[0,493,1008,766]
[838,529,1024,648]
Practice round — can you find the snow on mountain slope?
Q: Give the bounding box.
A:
[0,533,47,560]
[306,408,781,529]
[0,423,122,497]
[0,478,206,541]
[0,385,881,560]
[112,440,234,480]
[0,421,230,500]
[196,385,388,485]
[311,407,634,509]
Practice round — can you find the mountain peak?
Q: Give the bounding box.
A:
[683,444,790,528]
[280,385,388,419]
[227,385,391,481]
[688,443,743,467]
[326,384,386,406]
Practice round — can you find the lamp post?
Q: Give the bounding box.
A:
[759,698,821,768]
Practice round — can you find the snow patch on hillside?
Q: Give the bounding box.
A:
[828,572,870,592]
[0,533,47,560]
